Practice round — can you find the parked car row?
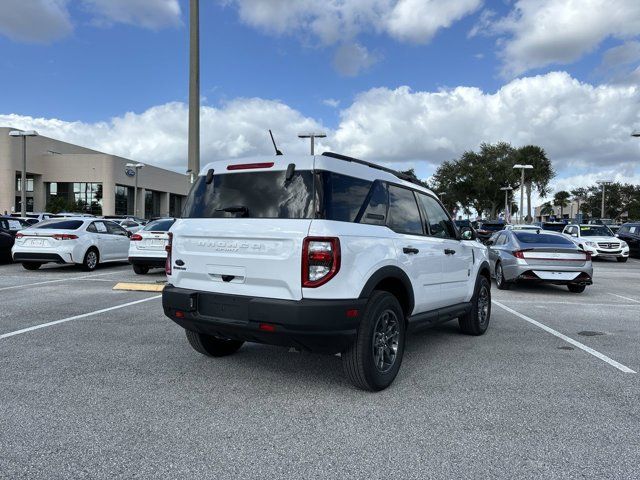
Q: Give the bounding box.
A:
[4,216,175,274]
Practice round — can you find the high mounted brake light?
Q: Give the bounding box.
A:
[227,162,274,171]
[302,237,340,288]
[165,232,173,275]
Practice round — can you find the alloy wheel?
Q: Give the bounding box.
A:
[372,309,400,373]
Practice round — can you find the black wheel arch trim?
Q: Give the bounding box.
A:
[358,265,415,314]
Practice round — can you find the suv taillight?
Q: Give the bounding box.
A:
[165,232,173,275]
[15,233,24,239]
[130,234,142,241]
[302,237,340,288]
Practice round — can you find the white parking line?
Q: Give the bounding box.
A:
[498,300,640,308]
[0,295,162,340]
[0,269,128,292]
[607,293,640,304]
[493,300,636,374]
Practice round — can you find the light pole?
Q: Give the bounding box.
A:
[596,180,612,220]
[9,130,38,216]
[500,186,513,223]
[126,163,145,218]
[298,133,326,155]
[187,0,200,184]
[513,164,533,224]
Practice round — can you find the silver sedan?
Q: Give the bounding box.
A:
[487,229,593,293]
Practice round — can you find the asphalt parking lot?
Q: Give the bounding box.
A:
[1,258,639,479]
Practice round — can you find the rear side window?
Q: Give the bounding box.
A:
[321,172,372,222]
[417,194,456,239]
[183,171,315,219]
[387,186,423,235]
[514,232,574,245]
[144,219,175,232]
[35,220,83,230]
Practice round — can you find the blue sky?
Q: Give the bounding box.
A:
[1,0,639,198]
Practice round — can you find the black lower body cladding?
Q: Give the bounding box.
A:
[162,285,366,354]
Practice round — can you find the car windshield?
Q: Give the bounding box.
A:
[1,218,29,230]
[514,232,574,245]
[541,223,566,232]
[481,223,504,231]
[580,225,613,236]
[143,219,175,231]
[34,220,84,230]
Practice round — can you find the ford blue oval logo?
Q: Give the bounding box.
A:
[125,168,136,177]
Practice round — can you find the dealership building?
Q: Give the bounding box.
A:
[0,127,190,218]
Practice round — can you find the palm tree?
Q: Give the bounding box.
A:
[515,146,555,222]
[540,202,554,216]
[571,187,588,221]
[553,191,571,219]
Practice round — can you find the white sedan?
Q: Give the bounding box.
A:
[128,218,176,274]
[12,218,131,271]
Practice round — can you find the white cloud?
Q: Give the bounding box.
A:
[323,99,341,108]
[2,72,639,181]
[0,99,325,172]
[82,0,182,29]
[485,0,640,77]
[332,43,379,76]
[597,41,640,85]
[332,72,640,171]
[0,0,181,43]
[225,0,482,44]
[386,0,482,44]
[0,0,72,43]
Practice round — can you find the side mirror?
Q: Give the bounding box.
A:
[127,230,132,238]
[460,226,476,241]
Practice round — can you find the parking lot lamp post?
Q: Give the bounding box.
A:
[187,0,200,184]
[500,186,512,222]
[126,163,145,218]
[513,164,533,224]
[298,133,327,155]
[596,180,612,220]
[9,130,38,217]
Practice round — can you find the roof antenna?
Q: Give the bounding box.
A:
[269,130,283,156]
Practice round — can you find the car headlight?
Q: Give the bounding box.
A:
[585,241,597,247]
[620,240,628,248]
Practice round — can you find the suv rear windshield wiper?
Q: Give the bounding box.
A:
[215,205,250,217]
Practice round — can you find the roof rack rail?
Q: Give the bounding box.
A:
[321,152,423,186]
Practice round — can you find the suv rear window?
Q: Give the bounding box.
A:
[183,171,316,219]
[34,220,83,230]
[514,232,573,245]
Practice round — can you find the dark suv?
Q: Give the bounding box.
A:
[617,223,640,257]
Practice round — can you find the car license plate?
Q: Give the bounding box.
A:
[533,271,579,281]
[31,239,44,247]
[151,239,164,246]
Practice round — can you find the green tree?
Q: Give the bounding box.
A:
[553,191,571,218]
[515,145,555,222]
[570,187,588,220]
[540,201,554,217]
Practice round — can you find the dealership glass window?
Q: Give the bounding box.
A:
[115,185,134,216]
[145,190,161,218]
[169,194,184,217]
[16,176,34,192]
[73,182,102,214]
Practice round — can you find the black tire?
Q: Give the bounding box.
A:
[459,275,491,335]
[567,284,586,293]
[185,330,244,357]
[22,262,42,270]
[617,257,628,263]
[495,262,510,290]
[81,248,99,271]
[342,290,406,392]
[133,264,149,275]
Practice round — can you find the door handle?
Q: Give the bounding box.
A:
[403,247,419,254]
[444,249,456,255]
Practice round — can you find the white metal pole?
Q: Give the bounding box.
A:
[21,136,27,216]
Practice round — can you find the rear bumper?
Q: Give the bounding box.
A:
[129,256,166,268]
[162,285,366,354]
[503,263,593,285]
[12,252,69,264]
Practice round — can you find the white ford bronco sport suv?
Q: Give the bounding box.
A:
[162,152,491,390]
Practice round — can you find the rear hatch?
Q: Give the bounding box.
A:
[133,231,169,251]
[169,157,316,301]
